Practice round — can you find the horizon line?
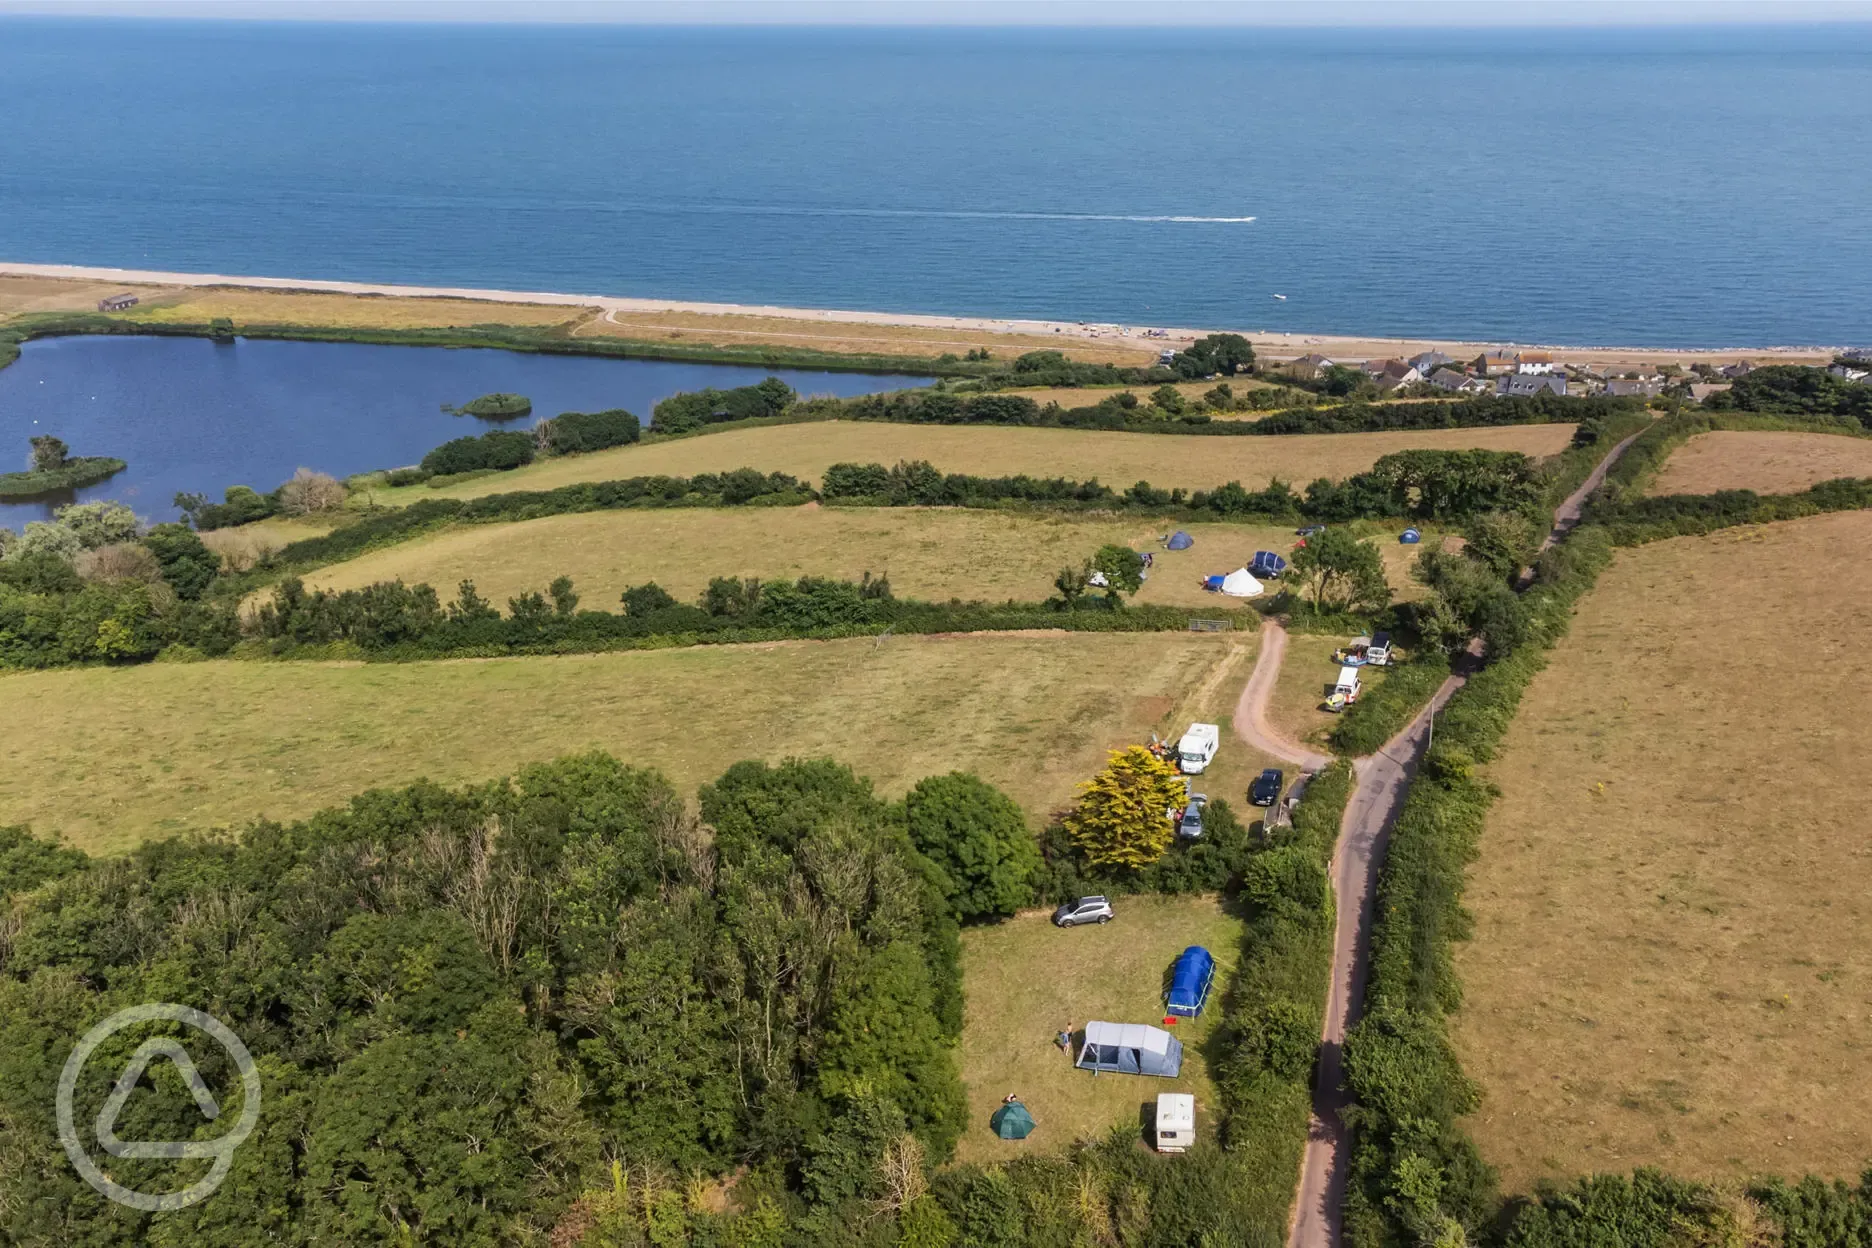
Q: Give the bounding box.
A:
[5,1,1872,28]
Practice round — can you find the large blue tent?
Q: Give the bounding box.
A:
[1165,946,1216,1018]
[1165,531,1195,550]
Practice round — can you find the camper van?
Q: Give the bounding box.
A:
[1365,631,1392,667]
[1176,723,1220,774]
[1155,1093,1196,1153]
[1326,666,1362,712]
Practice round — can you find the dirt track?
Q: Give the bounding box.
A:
[1277,427,1646,1248]
[1231,620,1332,771]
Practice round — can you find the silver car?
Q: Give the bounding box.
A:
[1178,793,1208,839]
[1053,896,1114,927]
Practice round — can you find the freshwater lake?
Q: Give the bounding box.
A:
[0,335,931,527]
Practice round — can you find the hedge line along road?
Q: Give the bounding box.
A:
[1279,427,1647,1248]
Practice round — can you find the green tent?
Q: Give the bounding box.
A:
[991,1100,1036,1140]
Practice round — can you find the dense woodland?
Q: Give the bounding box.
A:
[0,750,1344,1246]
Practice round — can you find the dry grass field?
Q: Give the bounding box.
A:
[579,307,1155,366]
[1453,510,1872,1191]
[0,274,157,321]
[0,631,1242,857]
[291,507,1433,612]
[1648,430,1872,497]
[955,895,1243,1163]
[127,287,585,331]
[375,419,1577,504]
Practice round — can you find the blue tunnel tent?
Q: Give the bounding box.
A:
[1165,531,1195,550]
[1165,946,1216,1018]
[1076,1021,1184,1077]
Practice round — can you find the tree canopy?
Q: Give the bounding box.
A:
[903,772,1039,921]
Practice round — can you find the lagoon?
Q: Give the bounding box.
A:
[0,335,930,527]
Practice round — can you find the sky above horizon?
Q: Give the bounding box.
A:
[2,0,1870,25]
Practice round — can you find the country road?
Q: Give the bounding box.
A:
[1278,425,1647,1248]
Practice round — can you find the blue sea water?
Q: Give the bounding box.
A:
[0,18,1869,346]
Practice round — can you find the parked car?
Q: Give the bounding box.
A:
[1296,524,1326,537]
[1177,793,1208,839]
[1053,896,1114,927]
[1250,768,1285,807]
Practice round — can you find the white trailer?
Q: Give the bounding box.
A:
[1155,1093,1196,1153]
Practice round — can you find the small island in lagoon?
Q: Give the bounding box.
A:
[443,391,532,419]
[0,435,126,499]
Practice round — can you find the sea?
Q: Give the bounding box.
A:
[0,18,1869,347]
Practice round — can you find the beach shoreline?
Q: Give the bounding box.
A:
[0,260,1841,368]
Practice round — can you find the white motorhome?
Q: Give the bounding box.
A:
[1176,723,1220,774]
[1155,1093,1196,1153]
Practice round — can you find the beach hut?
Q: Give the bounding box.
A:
[1165,946,1216,1018]
[1219,568,1264,598]
[1076,1022,1184,1078]
[1165,531,1195,551]
[990,1100,1036,1140]
[1399,528,1422,544]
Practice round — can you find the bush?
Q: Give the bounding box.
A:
[0,455,127,499]
[142,522,219,600]
[538,407,641,455]
[650,378,796,434]
[902,773,1039,921]
[180,483,277,530]
[420,429,536,476]
[275,467,348,516]
[382,467,432,487]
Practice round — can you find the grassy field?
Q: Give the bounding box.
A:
[372,419,1578,504]
[1452,510,1872,1191]
[0,274,151,321]
[955,895,1244,1163]
[0,632,1244,857]
[1648,430,1872,496]
[290,506,1435,612]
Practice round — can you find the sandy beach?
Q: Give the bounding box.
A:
[0,260,1839,370]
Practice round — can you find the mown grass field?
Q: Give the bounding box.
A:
[955,895,1244,1163]
[291,506,1435,612]
[0,632,1243,857]
[1452,510,1872,1191]
[1648,429,1872,496]
[373,419,1578,504]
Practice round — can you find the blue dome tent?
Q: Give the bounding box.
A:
[1399,528,1422,544]
[1165,947,1216,1018]
[1165,531,1195,550]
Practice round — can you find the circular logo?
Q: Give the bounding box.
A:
[57,1003,262,1212]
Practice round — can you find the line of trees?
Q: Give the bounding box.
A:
[821,449,1545,523]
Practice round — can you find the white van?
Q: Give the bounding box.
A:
[1334,666,1362,701]
[1155,1093,1196,1153]
[1176,723,1220,774]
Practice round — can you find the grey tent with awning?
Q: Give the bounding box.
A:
[1075,1021,1183,1078]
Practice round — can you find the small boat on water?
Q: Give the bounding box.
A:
[1272,293,1288,300]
